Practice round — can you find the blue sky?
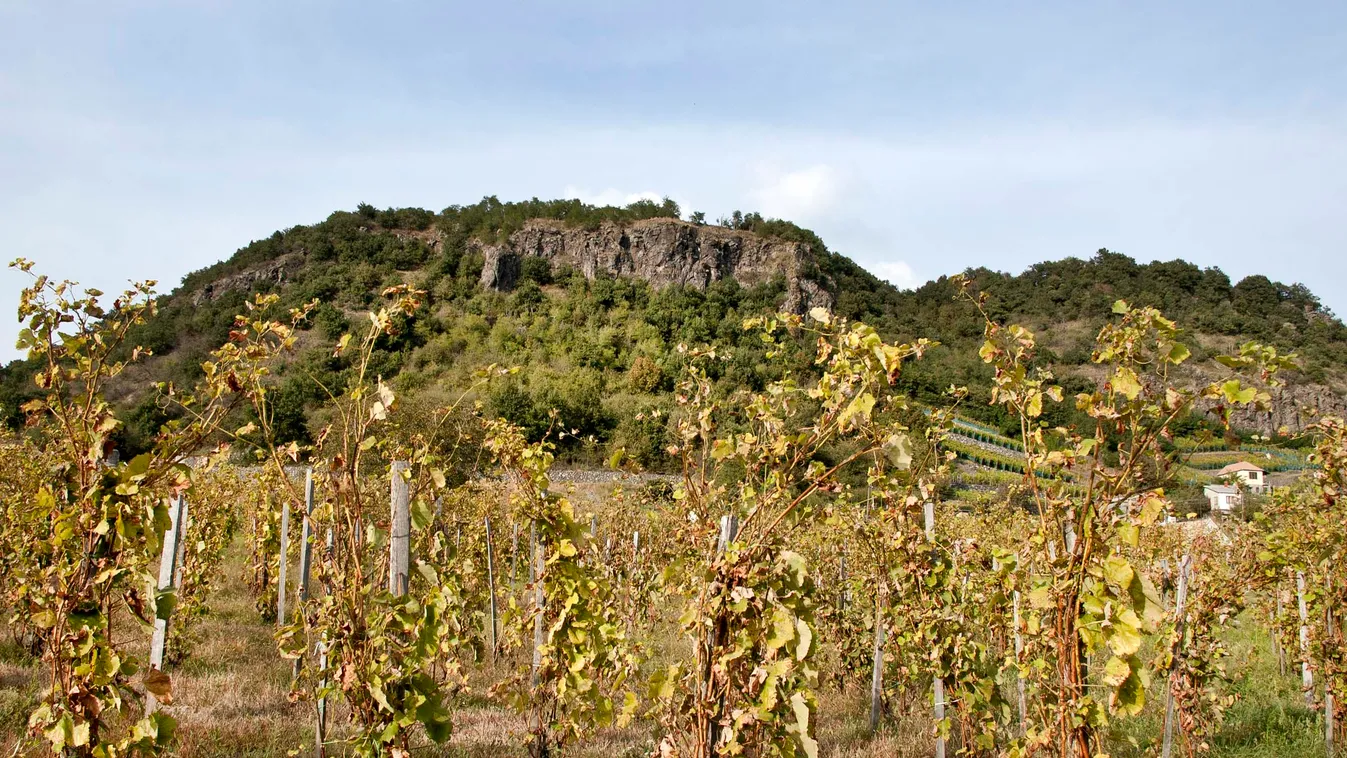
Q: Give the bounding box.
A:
[2,1,1345,360]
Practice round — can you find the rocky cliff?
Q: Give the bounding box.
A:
[1226,382,1347,436]
[475,218,834,314]
[190,254,300,306]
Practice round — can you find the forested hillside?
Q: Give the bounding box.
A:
[2,196,1343,464]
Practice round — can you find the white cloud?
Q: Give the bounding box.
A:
[748,164,840,220]
[873,261,919,290]
[561,185,665,208]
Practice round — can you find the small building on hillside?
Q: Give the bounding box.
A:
[1204,483,1242,514]
[1217,461,1268,493]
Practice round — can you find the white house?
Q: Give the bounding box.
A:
[1204,483,1242,514]
[1216,461,1268,494]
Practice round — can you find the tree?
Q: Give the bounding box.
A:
[628,355,664,393]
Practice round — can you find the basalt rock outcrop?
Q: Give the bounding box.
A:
[476,218,834,314]
[1224,382,1347,436]
[190,254,299,306]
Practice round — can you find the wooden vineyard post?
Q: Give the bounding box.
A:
[924,502,946,758]
[278,498,290,625]
[1161,554,1192,758]
[511,521,520,586]
[839,548,849,615]
[256,494,272,603]
[147,494,187,713]
[1299,571,1315,707]
[1159,558,1171,608]
[1277,586,1288,677]
[485,516,499,658]
[1013,585,1026,735]
[294,468,316,679]
[389,460,411,596]
[627,530,641,623]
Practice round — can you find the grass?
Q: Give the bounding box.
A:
[0,545,1333,757]
[1105,613,1325,758]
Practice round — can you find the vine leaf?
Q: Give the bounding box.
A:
[1112,367,1142,400]
[144,669,173,704]
[791,691,818,758]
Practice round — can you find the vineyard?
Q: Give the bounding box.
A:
[4,265,1347,758]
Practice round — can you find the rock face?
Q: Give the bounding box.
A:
[1223,382,1347,436]
[191,255,298,306]
[476,218,834,314]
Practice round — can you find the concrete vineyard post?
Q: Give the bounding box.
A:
[1299,571,1314,706]
[709,514,740,750]
[869,588,886,733]
[278,499,290,625]
[839,549,849,614]
[1327,577,1336,758]
[485,516,499,658]
[389,461,410,596]
[1277,586,1288,677]
[530,518,547,757]
[1013,587,1026,735]
[511,521,519,586]
[530,520,543,684]
[924,501,946,758]
[866,486,885,733]
[175,498,190,579]
[294,467,315,679]
[315,527,333,758]
[1161,554,1192,758]
[299,468,315,601]
[147,494,187,713]
[315,636,328,758]
[1269,575,1279,658]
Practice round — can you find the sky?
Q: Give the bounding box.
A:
[1,0,1345,361]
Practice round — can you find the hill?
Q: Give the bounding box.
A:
[2,196,1344,464]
